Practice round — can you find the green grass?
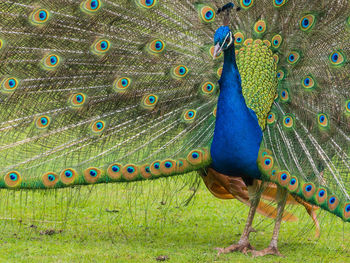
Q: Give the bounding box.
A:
[0,174,349,262]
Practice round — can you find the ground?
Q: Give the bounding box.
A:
[0,174,349,262]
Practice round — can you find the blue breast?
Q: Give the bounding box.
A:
[210,45,262,180]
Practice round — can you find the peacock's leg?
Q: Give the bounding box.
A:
[216,179,262,255]
[252,185,288,257]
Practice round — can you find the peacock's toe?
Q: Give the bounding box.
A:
[251,246,285,257]
[215,242,254,256]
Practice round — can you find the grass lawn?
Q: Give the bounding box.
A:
[0,174,348,262]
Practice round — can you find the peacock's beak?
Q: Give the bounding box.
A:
[213,43,222,59]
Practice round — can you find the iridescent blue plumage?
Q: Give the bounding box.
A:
[211,27,262,180]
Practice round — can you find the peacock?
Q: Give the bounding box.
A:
[0,0,349,257]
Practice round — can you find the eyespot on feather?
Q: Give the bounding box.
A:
[279,89,290,102]
[302,75,316,90]
[187,150,203,165]
[302,182,316,199]
[60,168,77,185]
[328,195,339,211]
[42,172,59,188]
[276,69,285,80]
[234,32,245,45]
[91,39,110,55]
[122,164,139,180]
[107,163,122,180]
[254,20,267,34]
[329,50,346,67]
[81,0,101,13]
[199,6,215,23]
[258,155,274,171]
[114,77,131,92]
[150,161,161,176]
[315,188,327,204]
[271,34,282,49]
[140,164,152,179]
[136,0,157,8]
[317,113,329,130]
[4,171,22,188]
[91,120,106,133]
[84,167,102,183]
[273,0,287,7]
[201,82,216,95]
[148,39,165,54]
[288,176,299,192]
[273,54,279,64]
[42,54,60,70]
[160,159,176,175]
[277,171,291,186]
[30,8,50,25]
[70,93,87,107]
[287,51,300,65]
[35,115,51,129]
[172,65,188,79]
[282,115,294,129]
[1,77,19,92]
[299,14,316,31]
[183,109,197,122]
[266,112,277,125]
[142,94,158,110]
[240,0,254,9]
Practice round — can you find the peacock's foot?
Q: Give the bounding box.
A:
[251,246,284,257]
[215,242,254,256]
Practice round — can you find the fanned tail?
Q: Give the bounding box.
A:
[0,1,220,189]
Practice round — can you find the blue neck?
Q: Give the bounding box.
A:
[223,44,238,72]
[210,44,262,179]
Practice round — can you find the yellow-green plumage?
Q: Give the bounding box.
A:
[237,40,278,130]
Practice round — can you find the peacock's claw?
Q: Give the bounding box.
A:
[215,242,254,256]
[251,246,285,258]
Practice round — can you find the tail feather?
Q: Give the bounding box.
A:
[0,1,218,188]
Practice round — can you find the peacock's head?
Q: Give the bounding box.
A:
[213,26,233,58]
